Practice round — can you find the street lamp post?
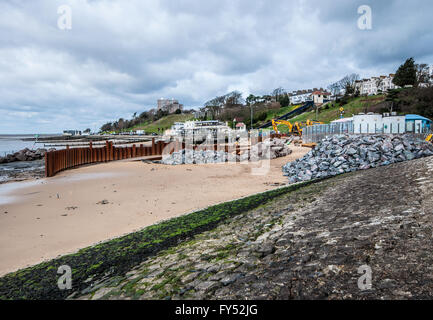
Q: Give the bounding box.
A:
[250,104,253,130]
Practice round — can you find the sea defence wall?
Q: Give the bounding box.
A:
[44,138,169,177]
[44,134,285,177]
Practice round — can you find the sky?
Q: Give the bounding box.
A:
[1,0,433,134]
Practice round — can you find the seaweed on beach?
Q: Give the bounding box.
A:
[0,179,319,300]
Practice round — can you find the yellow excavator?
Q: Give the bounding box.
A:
[272,119,303,135]
[426,134,433,143]
[305,119,325,126]
[271,119,324,135]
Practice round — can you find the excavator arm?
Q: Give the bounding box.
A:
[271,118,324,135]
[271,119,278,133]
[271,119,297,135]
[306,120,324,126]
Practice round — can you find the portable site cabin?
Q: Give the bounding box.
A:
[405,114,432,133]
[382,114,406,134]
[351,113,431,134]
[353,113,405,134]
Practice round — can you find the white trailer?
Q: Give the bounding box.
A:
[353,113,405,134]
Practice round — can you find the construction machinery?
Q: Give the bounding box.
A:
[426,134,433,143]
[271,119,303,135]
[258,101,315,129]
[306,119,325,126]
[271,119,325,135]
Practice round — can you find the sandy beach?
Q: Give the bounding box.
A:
[0,146,309,276]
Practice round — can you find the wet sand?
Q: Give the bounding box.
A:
[0,146,309,276]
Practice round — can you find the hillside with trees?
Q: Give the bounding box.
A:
[100,108,195,133]
[99,57,432,134]
[197,89,295,128]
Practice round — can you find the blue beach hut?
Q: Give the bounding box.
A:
[405,114,432,133]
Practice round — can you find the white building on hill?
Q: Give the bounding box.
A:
[165,120,232,141]
[355,74,400,96]
[288,88,331,105]
[311,90,332,105]
[290,93,312,104]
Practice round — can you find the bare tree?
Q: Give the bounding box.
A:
[205,95,225,108]
[339,73,360,95]
[327,82,341,97]
[205,105,221,119]
[225,91,244,108]
[327,74,359,97]
[416,63,430,86]
[272,87,285,101]
[205,91,244,110]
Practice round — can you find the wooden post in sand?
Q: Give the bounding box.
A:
[151,138,156,155]
[158,141,163,155]
[127,146,131,159]
[89,142,93,163]
[105,141,109,162]
[45,152,49,177]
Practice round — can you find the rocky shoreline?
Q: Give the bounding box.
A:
[0,148,49,183]
[0,159,45,184]
[0,148,52,164]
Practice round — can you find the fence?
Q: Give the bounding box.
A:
[302,122,354,143]
[303,122,433,144]
[45,139,172,177]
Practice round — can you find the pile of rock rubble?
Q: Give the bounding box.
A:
[161,138,292,165]
[0,148,52,164]
[250,138,292,160]
[283,134,433,184]
[161,149,232,165]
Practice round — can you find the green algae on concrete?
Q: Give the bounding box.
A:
[0,179,322,300]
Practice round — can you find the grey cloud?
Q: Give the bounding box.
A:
[0,0,432,133]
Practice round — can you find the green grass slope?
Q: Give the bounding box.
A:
[252,104,303,129]
[130,114,195,134]
[289,95,386,124]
